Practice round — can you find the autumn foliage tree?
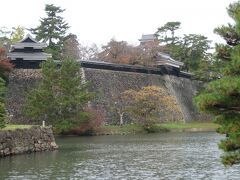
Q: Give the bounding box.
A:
[98,39,136,64]
[0,48,15,80]
[98,39,162,66]
[62,33,80,60]
[123,86,178,130]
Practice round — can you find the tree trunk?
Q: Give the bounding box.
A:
[119,112,124,126]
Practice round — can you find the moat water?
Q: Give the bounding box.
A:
[0,132,240,179]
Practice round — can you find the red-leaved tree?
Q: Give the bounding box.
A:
[0,48,14,80]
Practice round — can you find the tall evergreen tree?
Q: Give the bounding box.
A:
[195,1,240,166]
[156,21,181,45]
[30,4,69,60]
[23,59,93,133]
[155,22,212,74]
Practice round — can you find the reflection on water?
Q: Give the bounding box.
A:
[0,132,239,180]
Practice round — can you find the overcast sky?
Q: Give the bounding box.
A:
[0,0,236,46]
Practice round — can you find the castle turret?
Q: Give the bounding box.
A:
[139,34,159,46]
[138,34,183,70]
[8,34,51,68]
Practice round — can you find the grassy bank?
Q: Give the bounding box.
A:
[157,122,219,132]
[97,124,146,135]
[96,122,219,135]
[1,125,32,131]
[1,122,218,134]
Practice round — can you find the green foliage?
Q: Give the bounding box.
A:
[195,1,240,166]
[156,22,212,76]
[62,107,105,135]
[0,77,6,129]
[99,124,146,135]
[97,122,218,135]
[0,27,11,48]
[181,34,211,72]
[23,59,93,133]
[159,122,219,130]
[0,26,25,49]
[1,124,32,131]
[30,4,69,60]
[156,21,181,45]
[10,26,25,43]
[143,124,169,133]
[0,47,11,128]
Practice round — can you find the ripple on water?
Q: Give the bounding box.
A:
[0,132,240,180]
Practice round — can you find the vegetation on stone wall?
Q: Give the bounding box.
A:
[195,1,240,166]
[0,48,14,128]
[0,78,6,129]
[23,59,94,133]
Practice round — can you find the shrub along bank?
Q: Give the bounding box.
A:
[72,122,219,135]
[1,122,219,136]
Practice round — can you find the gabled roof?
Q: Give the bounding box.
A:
[156,52,184,68]
[8,34,51,61]
[19,34,38,43]
[139,34,157,42]
[10,34,48,50]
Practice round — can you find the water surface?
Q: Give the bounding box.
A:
[0,132,239,179]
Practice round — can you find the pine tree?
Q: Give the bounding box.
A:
[155,22,212,74]
[195,1,240,166]
[30,4,69,60]
[23,59,93,133]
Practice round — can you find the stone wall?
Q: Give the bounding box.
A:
[164,75,209,122]
[83,68,206,124]
[6,69,42,124]
[6,67,209,125]
[0,126,58,157]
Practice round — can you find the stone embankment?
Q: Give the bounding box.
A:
[6,66,210,125]
[0,126,58,157]
[6,69,42,124]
